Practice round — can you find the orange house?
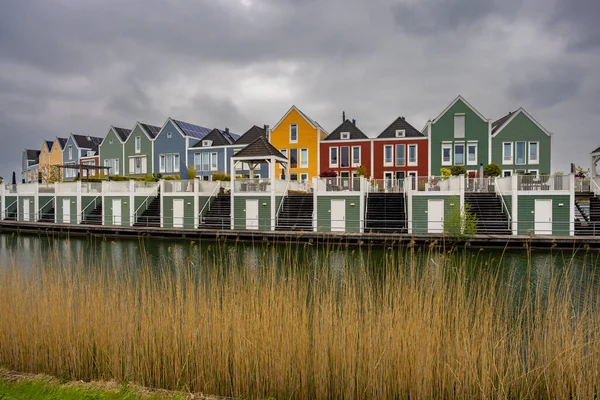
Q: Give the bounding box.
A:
[39,140,53,183]
[269,105,328,182]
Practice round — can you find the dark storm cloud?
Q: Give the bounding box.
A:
[507,65,583,108]
[551,0,600,50]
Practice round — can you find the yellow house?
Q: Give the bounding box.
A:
[49,137,68,181]
[269,105,328,181]
[39,140,53,183]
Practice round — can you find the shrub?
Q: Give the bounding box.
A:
[444,195,478,239]
[212,172,231,181]
[108,176,129,182]
[575,166,589,179]
[355,165,367,177]
[440,168,452,178]
[450,165,466,176]
[320,171,337,178]
[484,163,501,177]
[187,167,197,180]
[162,175,181,181]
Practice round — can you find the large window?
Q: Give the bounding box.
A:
[129,156,146,174]
[442,143,452,166]
[503,142,513,165]
[202,153,210,171]
[290,124,298,143]
[528,142,539,164]
[340,146,350,168]
[329,147,338,167]
[454,114,465,138]
[395,144,405,166]
[352,146,360,167]
[290,148,298,168]
[384,145,393,166]
[135,136,141,153]
[210,153,218,171]
[300,148,308,168]
[194,153,201,171]
[408,144,417,166]
[104,158,120,175]
[467,143,477,165]
[454,144,465,166]
[515,141,526,165]
[159,153,180,173]
[68,145,73,160]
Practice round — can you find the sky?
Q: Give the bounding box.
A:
[1,0,599,180]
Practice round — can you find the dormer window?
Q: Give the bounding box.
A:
[340,132,350,140]
[167,132,172,139]
[395,129,405,138]
[203,140,212,147]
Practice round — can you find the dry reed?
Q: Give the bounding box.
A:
[0,240,599,399]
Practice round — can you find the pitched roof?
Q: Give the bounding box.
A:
[592,146,600,155]
[72,134,103,149]
[57,137,68,150]
[191,128,235,147]
[378,116,425,138]
[26,149,41,161]
[432,95,488,123]
[220,128,240,143]
[44,140,54,151]
[325,119,368,141]
[232,136,287,160]
[271,105,329,135]
[492,111,514,134]
[140,123,161,139]
[113,127,132,142]
[173,119,212,139]
[81,145,100,157]
[491,108,552,138]
[235,125,267,145]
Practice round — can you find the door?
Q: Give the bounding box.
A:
[534,199,552,235]
[340,172,350,190]
[246,199,259,230]
[384,172,393,191]
[408,172,418,191]
[331,199,346,232]
[112,199,122,226]
[62,198,71,224]
[22,200,30,222]
[428,199,444,233]
[173,199,184,228]
[395,171,405,191]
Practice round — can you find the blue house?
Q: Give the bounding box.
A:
[187,128,240,180]
[62,134,103,181]
[231,125,269,178]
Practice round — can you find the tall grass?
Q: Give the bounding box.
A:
[0,241,599,398]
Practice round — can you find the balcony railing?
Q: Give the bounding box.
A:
[368,179,404,193]
[517,175,569,191]
[415,176,461,192]
[464,177,495,193]
[315,177,361,192]
[235,178,272,193]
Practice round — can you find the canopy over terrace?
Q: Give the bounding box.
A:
[230,136,288,183]
[592,146,600,178]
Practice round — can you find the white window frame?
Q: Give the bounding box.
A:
[454,114,465,139]
[135,136,141,153]
[441,143,452,166]
[201,152,210,171]
[159,155,166,173]
[515,141,526,165]
[173,153,180,173]
[528,141,539,164]
[408,144,418,166]
[466,142,478,166]
[210,152,218,171]
[395,129,405,138]
[166,132,172,139]
[454,143,465,166]
[351,146,361,167]
[502,170,513,177]
[160,153,179,174]
[503,142,513,165]
[383,145,393,167]
[290,148,298,169]
[68,145,73,160]
[290,124,298,144]
[203,140,212,147]
[300,148,308,168]
[395,143,405,167]
[300,173,308,182]
[340,146,350,168]
[340,132,350,140]
[528,169,539,176]
[194,153,201,171]
[329,147,338,168]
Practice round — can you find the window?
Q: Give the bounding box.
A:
[503,142,513,165]
[159,155,166,173]
[340,146,350,168]
[515,169,526,175]
[515,141,526,165]
[384,145,393,166]
[300,173,308,182]
[160,153,179,173]
[290,173,298,181]
[395,129,405,138]
[202,152,210,171]
[194,153,201,171]
[454,143,465,165]
[502,170,513,177]
[352,146,360,167]
[467,143,477,165]
[329,147,338,167]
[290,148,298,168]
[109,139,113,145]
[528,142,539,164]
[104,158,119,175]
[68,145,73,160]
[166,132,172,139]
[454,114,465,138]
[395,144,405,166]
[408,144,417,166]
[290,124,298,143]
[300,148,308,168]
[134,157,142,174]
[203,140,212,147]
[210,153,218,171]
[528,169,539,176]
[135,136,141,153]
[341,132,350,140]
[173,154,180,172]
[442,143,452,166]
[166,154,173,173]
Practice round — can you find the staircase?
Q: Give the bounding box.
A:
[81,203,103,225]
[133,196,161,227]
[365,193,406,233]
[464,193,511,235]
[201,193,231,229]
[574,195,600,236]
[38,208,55,223]
[275,193,313,231]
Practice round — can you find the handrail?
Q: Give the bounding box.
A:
[590,178,600,196]
[275,180,291,226]
[494,177,512,231]
[199,181,221,218]
[134,183,160,222]
[4,199,17,212]
[81,195,100,215]
[38,197,54,212]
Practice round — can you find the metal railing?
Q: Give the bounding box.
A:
[134,185,160,225]
[315,177,361,192]
[162,180,194,193]
[464,177,494,193]
[37,197,55,221]
[518,175,569,191]
[494,177,512,231]
[81,196,101,216]
[275,180,291,226]
[234,178,272,193]
[415,176,461,192]
[199,181,222,219]
[368,179,404,193]
[3,199,18,219]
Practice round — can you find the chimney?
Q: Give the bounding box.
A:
[352,119,356,126]
[342,111,346,123]
[401,116,405,120]
[263,124,269,132]
[225,127,229,134]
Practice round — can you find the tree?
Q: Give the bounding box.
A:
[450,165,466,176]
[444,196,478,240]
[575,166,590,179]
[355,165,367,177]
[484,163,501,177]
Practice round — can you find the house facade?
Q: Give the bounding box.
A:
[269,106,327,182]
[48,137,67,181]
[426,96,491,176]
[123,122,160,176]
[99,127,132,177]
[188,128,239,180]
[80,146,100,178]
[22,149,40,183]
[491,108,552,177]
[62,134,104,181]
[320,119,371,181]
[372,116,428,185]
[38,141,53,182]
[232,125,268,178]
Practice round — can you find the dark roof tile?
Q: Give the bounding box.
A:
[140,123,161,139]
[45,140,54,151]
[378,117,424,138]
[57,137,68,149]
[592,146,600,155]
[235,125,267,145]
[26,149,40,160]
[191,128,234,147]
[113,127,132,142]
[72,134,104,149]
[173,119,212,139]
[324,119,368,141]
[232,136,286,160]
[492,111,514,134]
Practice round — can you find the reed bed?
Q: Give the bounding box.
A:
[0,240,599,399]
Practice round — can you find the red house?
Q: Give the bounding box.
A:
[372,116,428,185]
[79,146,100,178]
[319,119,372,186]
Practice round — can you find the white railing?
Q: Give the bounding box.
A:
[494,177,512,231]
[4,199,17,215]
[16,183,37,194]
[415,176,461,192]
[4,184,17,194]
[288,180,312,193]
[198,180,220,194]
[199,181,222,218]
[81,196,100,215]
[368,179,404,193]
[592,178,600,196]
[163,180,194,193]
[275,180,291,226]
[235,178,272,193]
[495,176,512,193]
[55,182,78,194]
[38,197,55,215]
[134,184,159,224]
[464,177,494,193]
[315,177,361,192]
[38,184,55,194]
[81,182,103,194]
[517,175,569,191]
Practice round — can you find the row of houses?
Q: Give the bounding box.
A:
[22,96,554,184]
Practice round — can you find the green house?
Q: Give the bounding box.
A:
[99,127,132,177]
[491,108,552,177]
[123,122,161,176]
[426,96,491,176]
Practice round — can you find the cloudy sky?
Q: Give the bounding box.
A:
[1,0,598,180]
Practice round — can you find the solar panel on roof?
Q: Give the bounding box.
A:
[174,120,212,139]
